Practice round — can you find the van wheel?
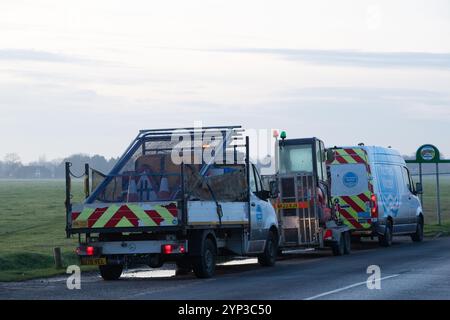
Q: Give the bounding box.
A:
[379,222,393,247]
[192,238,216,279]
[344,232,351,255]
[99,264,123,281]
[332,234,345,256]
[258,231,278,267]
[411,219,424,242]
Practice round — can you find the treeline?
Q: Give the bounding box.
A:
[0,153,448,179]
[0,154,118,179]
[403,155,450,175]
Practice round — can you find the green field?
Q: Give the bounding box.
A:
[418,175,450,225]
[0,178,449,282]
[0,180,89,281]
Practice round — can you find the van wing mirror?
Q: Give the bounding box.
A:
[326,149,335,163]
[269,181,279,198]
[415,182,423,195]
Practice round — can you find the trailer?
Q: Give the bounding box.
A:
[264,132,352,256]
[65,126,279,280]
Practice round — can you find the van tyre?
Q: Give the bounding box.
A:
[258,231,278,267]
[332,234,345,256]
[411,219,424,242]
[379,221,393,247]
[99,264,123,281]
[344,232,351,255]
[192,238,216,279]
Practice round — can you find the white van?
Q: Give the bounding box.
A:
[328,146,424,246]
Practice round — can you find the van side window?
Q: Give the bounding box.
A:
[253,165,264,193]
[316,140,324,181]
[401,166,413,192]
[249,165,257,193]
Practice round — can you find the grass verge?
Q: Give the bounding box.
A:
[424,222,450,238]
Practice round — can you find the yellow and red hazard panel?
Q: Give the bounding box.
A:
[71,203,178,228]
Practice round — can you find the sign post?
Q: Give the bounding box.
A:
[406,144,450,225]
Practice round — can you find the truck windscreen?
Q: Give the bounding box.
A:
[279,145,313,174]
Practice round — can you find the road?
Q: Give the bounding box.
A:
[1,237,449,300]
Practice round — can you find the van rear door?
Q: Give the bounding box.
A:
[330,148,373,231]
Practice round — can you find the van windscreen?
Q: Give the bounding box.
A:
[331,163,369,196]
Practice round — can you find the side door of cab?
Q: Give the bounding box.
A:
[249,164,277,241]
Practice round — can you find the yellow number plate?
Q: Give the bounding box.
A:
[276,202,309,209]
[80,257,107,266]
[72,220,88,228]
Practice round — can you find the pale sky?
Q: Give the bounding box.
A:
[1,0,449,163]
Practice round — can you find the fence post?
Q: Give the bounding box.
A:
[436,163,441,225]
[53,247,63,269]
[419,163,423,205]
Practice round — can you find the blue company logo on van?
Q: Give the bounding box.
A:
[377,165,400,216]
[343,172,359,188]
[256,205,263,221]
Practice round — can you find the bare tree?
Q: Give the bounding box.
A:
[4,153,21,165]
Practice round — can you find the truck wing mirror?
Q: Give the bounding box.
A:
[415,182,423,195]
[257,190,271,201]
[269,181,279,198]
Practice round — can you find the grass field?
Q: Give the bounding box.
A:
[0,180,89,281]
[0,177,449,282]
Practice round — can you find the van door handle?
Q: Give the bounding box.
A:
[251,203,256,207]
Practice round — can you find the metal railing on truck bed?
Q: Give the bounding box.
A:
[65,126,251,237]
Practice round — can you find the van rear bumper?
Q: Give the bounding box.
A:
[350,220,384,236]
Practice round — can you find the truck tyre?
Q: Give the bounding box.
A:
[344,232,351,255]
[379,221,393,247]
[411,219,424,242]
[258,231,278,267]
[331,234,345,256]
[192,238,216,279]
[99,264,123,281]
[175,259,192,276]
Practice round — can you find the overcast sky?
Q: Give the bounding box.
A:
[1,0,449,163]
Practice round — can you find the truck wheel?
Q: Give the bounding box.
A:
[99,264,123,281]
[331,234,345,256]
[344,232,351,255]
[258,231,278,267]
[176,259,192,276]
[379,222,393,247]
[192,238,216,279]
[411,219,424,242]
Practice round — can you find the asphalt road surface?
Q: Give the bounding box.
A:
[1,236,449,300]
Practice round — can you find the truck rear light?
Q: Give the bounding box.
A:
[163,244,173,255]
[76,246,97,256]
[162,244,186,254]
[371,194,378,218]
[324,229,333,241]
[86,246,95,256]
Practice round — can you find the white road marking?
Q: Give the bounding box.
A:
[304,274,400,300]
